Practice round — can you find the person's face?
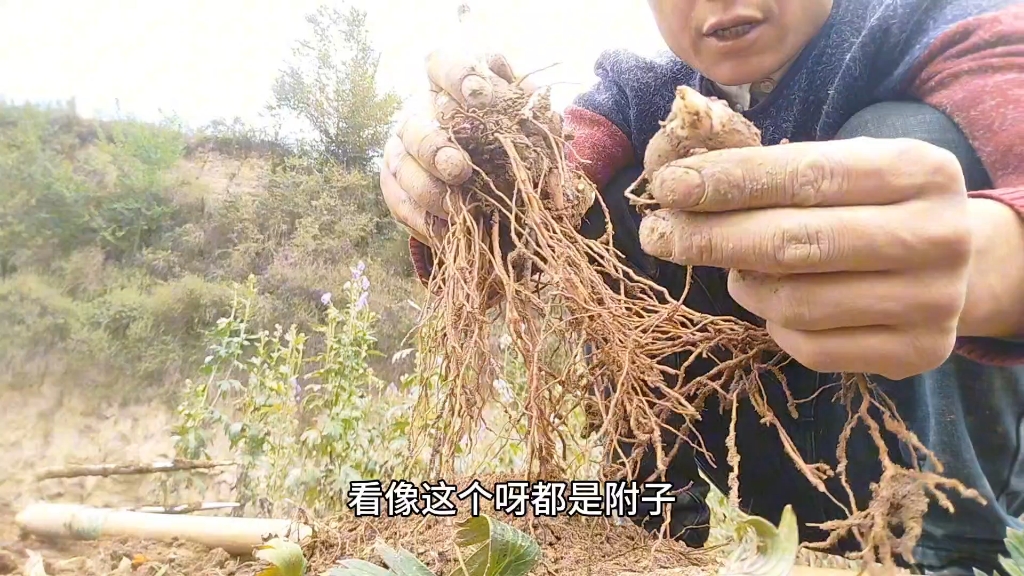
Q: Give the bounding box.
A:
[647,0,833,86]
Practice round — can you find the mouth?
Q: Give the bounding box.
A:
[703,15,764,41]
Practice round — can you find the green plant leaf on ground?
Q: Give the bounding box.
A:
[448,515,541,576]
[325,516,539,576]
[974,527,1024,576]
[255,537,307,576]
[718,504,799,576]
[327,558,403,576]
[326,540,436,576]
[374,540,437,576]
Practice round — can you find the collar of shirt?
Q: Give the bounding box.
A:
[711,77,778,112]
[708,54,796,112]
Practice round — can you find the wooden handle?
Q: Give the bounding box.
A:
[15,503,311,556]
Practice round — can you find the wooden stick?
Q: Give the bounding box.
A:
[35,459,236,480]
[15,503,311,556]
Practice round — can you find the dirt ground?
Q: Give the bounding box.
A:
[0,379,706,576]
[0,380,714,576]
[0,380,862,576]
[0,381,251,575]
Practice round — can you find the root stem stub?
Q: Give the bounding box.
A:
[413,77,977,572]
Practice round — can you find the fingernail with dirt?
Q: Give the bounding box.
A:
[638,212,673,260]
[652,164,705,208]
[435,147,470,183]
[461,75,492,109]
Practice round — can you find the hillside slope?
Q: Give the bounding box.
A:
[0,102,422,405]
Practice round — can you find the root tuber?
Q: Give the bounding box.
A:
[626,86,763,208]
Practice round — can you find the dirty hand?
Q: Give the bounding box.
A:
[638,137,975,380]
[379,52,547,248]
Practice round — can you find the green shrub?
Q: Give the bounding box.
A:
[171,265,420,516]
[0,272,85,352]
[0,101,186,270]
[268,5,402,172]
[185,116,291,161]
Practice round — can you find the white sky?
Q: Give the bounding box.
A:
[0,0,668,131]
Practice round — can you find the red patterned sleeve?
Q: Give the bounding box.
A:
[562,105,635,191]
[409,236,434,287]
[908,6,1024,365]
[408,104,635,287]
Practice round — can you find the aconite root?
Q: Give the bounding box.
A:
[413,72,980,574]
[626,86,763,207]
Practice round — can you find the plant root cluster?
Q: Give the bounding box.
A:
[411,68,982,573]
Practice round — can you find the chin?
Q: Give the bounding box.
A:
[696,52,789,87]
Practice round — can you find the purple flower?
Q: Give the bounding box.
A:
[360,276,370,291]
[354,291,369,311]
[320,292,332,306]
[352,261,366,280]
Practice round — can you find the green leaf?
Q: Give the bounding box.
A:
[300,428,321,446]
[973,527,1024,576]
[1001,528,1024,576]
[254,537,307,576]
[718,504,799,576]
[374,540,436,576]
[326,559,396,576]
[448,515,541,576]
[323,540,436,576]
[975,527,1024,576]
[227,422,244,443]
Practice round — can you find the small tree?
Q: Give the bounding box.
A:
[270,4,402,172]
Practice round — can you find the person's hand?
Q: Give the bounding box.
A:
[380,52,552,249]
[637,137,974,380]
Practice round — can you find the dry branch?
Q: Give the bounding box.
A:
[34,459,236,480]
